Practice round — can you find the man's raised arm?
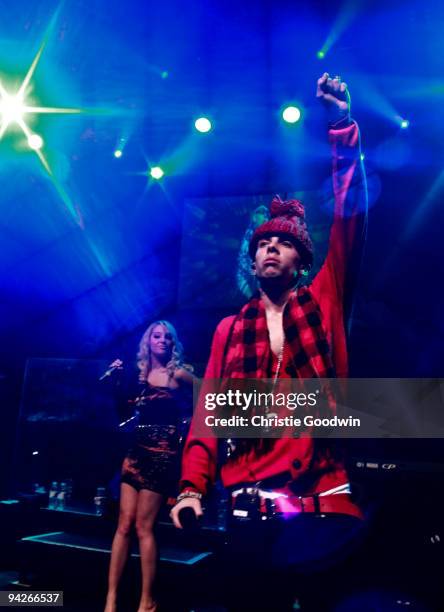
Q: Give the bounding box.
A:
[311,73,368,329]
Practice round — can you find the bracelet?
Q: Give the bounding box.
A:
[176,491,202,503]
[328,115,352,129]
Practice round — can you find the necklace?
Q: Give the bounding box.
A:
[273,339,285,386]
[264,343,285,420]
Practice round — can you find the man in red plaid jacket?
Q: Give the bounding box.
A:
[172,72,367,521]
[171,75,368,609]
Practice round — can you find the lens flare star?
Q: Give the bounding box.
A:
[0,40,83,176]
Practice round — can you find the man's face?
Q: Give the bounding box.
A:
[253,235,301,283]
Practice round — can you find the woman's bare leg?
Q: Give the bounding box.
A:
[105,483,138,612]
[135,489,163,612]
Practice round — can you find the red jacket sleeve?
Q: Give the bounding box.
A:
[310,120,367,376]
[179,316,235,494]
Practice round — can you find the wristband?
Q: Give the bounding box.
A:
[328,115,352,129]
[176,490,203,504]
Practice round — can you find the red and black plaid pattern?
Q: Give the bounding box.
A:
[220,288,335,379]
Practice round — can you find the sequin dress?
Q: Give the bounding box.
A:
[121,383,189,496]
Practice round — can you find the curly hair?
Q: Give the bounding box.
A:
[137,320,187,382]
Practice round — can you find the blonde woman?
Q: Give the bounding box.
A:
[105,321,194,612]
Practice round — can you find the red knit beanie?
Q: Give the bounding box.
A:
[248,195,314,267]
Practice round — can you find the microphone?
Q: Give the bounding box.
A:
[99,360,122,381]
[178,507,200,530]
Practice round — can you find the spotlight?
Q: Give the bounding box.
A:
[161,71,169,79]
[150,166,164,180]
[400,119,410,129]
[0,92,25,126]
[194,117,212,133]
[27,134,44,150]
[360,153,365,161]
[317,50,325,59]
[114,149,123,158]
[32,450,39,456]
[282,106,301,124]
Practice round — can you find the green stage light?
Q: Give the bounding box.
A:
[194,117,212,133]
[0,91,25,126]
[114,149,123,158]
[0,39,82,176]
[282,106,301,124]
[400,119,410,129]
[150,166,164,180]
[28,133,43,150]
[317,2,360,60]
[0,14,113,225]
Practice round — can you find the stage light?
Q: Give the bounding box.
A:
[28,134,43,150]
[32,451,39,456]
[161,71,169,79]
[0,91,25,126]
[0,16,104,224]
[282,106,301,124]
[150,166,164,180]
[114,149,122,158]
[194,117,212,133]
[360,153,365,161]
[317,2,360,59]
[0,39,83,177]
[400,119,410,129]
